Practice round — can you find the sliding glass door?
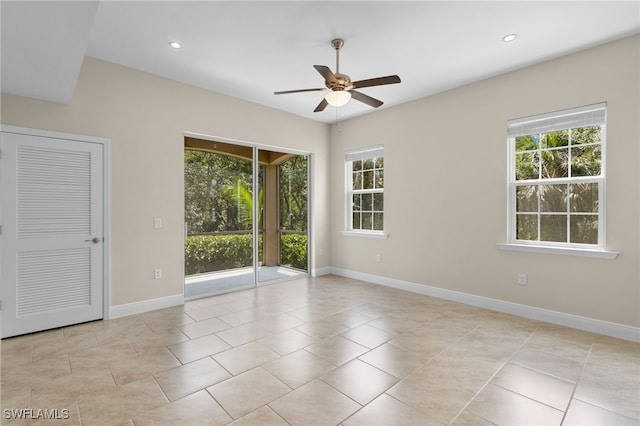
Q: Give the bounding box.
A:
[184,136,308,299]
[257,149,308,285]
[183,138,255,298]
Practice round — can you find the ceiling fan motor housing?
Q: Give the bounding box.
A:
[327,73,353,91]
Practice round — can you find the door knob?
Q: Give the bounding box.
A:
[85,237,101,244]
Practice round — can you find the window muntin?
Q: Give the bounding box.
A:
[508,104,606,248]
[346,147,384,233]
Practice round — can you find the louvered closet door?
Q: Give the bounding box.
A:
[1,131,104,338]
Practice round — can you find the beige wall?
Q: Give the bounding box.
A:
[2,36,638,329]
[330,35,639,327]
[1,58,330,307]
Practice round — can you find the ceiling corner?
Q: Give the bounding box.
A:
[1,0,99,104]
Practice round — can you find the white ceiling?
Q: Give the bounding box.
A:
[2,1,639,123]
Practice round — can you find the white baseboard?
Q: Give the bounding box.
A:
[109,294,185,319]
[330,267,640,343]
[311,266,332,277]
[105,269,639,342]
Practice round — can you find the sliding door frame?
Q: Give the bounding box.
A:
[183,131,312,294]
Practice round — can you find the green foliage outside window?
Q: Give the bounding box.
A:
[185,149,308,276]
[185,234,257,275]
[279,156,308,232]
[184,233,307,275]
[514,126,601,244]
[184,150,254,234]
[279,233,308,270]
[351,156,384,231]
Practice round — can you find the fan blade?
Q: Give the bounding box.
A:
[314,65,338,85]
[274,88,325,95]
[351,90,383,108]
[352,75,401,89]
[314,98,328,112]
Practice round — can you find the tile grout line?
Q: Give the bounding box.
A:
[447,323,540,426]
[344,322,489,425]
[204,388,235,423]
[558,341,594,425]
[4,278,638,425]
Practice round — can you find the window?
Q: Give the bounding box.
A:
[507,103,607,250]
[345,146,385,236]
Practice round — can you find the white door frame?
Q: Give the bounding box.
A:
[0,125,111,328]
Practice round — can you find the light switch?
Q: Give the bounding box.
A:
[154,218,162,229]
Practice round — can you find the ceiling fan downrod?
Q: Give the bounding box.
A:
[331,38,344,74]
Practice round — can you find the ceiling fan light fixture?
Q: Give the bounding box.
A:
[325,90,351,107]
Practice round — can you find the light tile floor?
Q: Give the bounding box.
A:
[1,275,639,425]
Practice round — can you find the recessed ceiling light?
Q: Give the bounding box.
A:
[169,41,182,49]
[502,34,518,43]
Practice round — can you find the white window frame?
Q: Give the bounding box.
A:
[499,103,618,259]
[342,145,388,238]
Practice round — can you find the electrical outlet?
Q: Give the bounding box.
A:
[154,269,162,279]
[154,217,162,229]
[517,273,527,285]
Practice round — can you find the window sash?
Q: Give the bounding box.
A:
[345,146,384,233]
[351,188,384,194]
[510,178,604,246]
[507,104,606,249]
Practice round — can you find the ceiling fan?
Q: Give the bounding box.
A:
[274,38,401,112]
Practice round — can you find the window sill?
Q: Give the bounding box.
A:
[341,231,389,239]
[497,243,619,259]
